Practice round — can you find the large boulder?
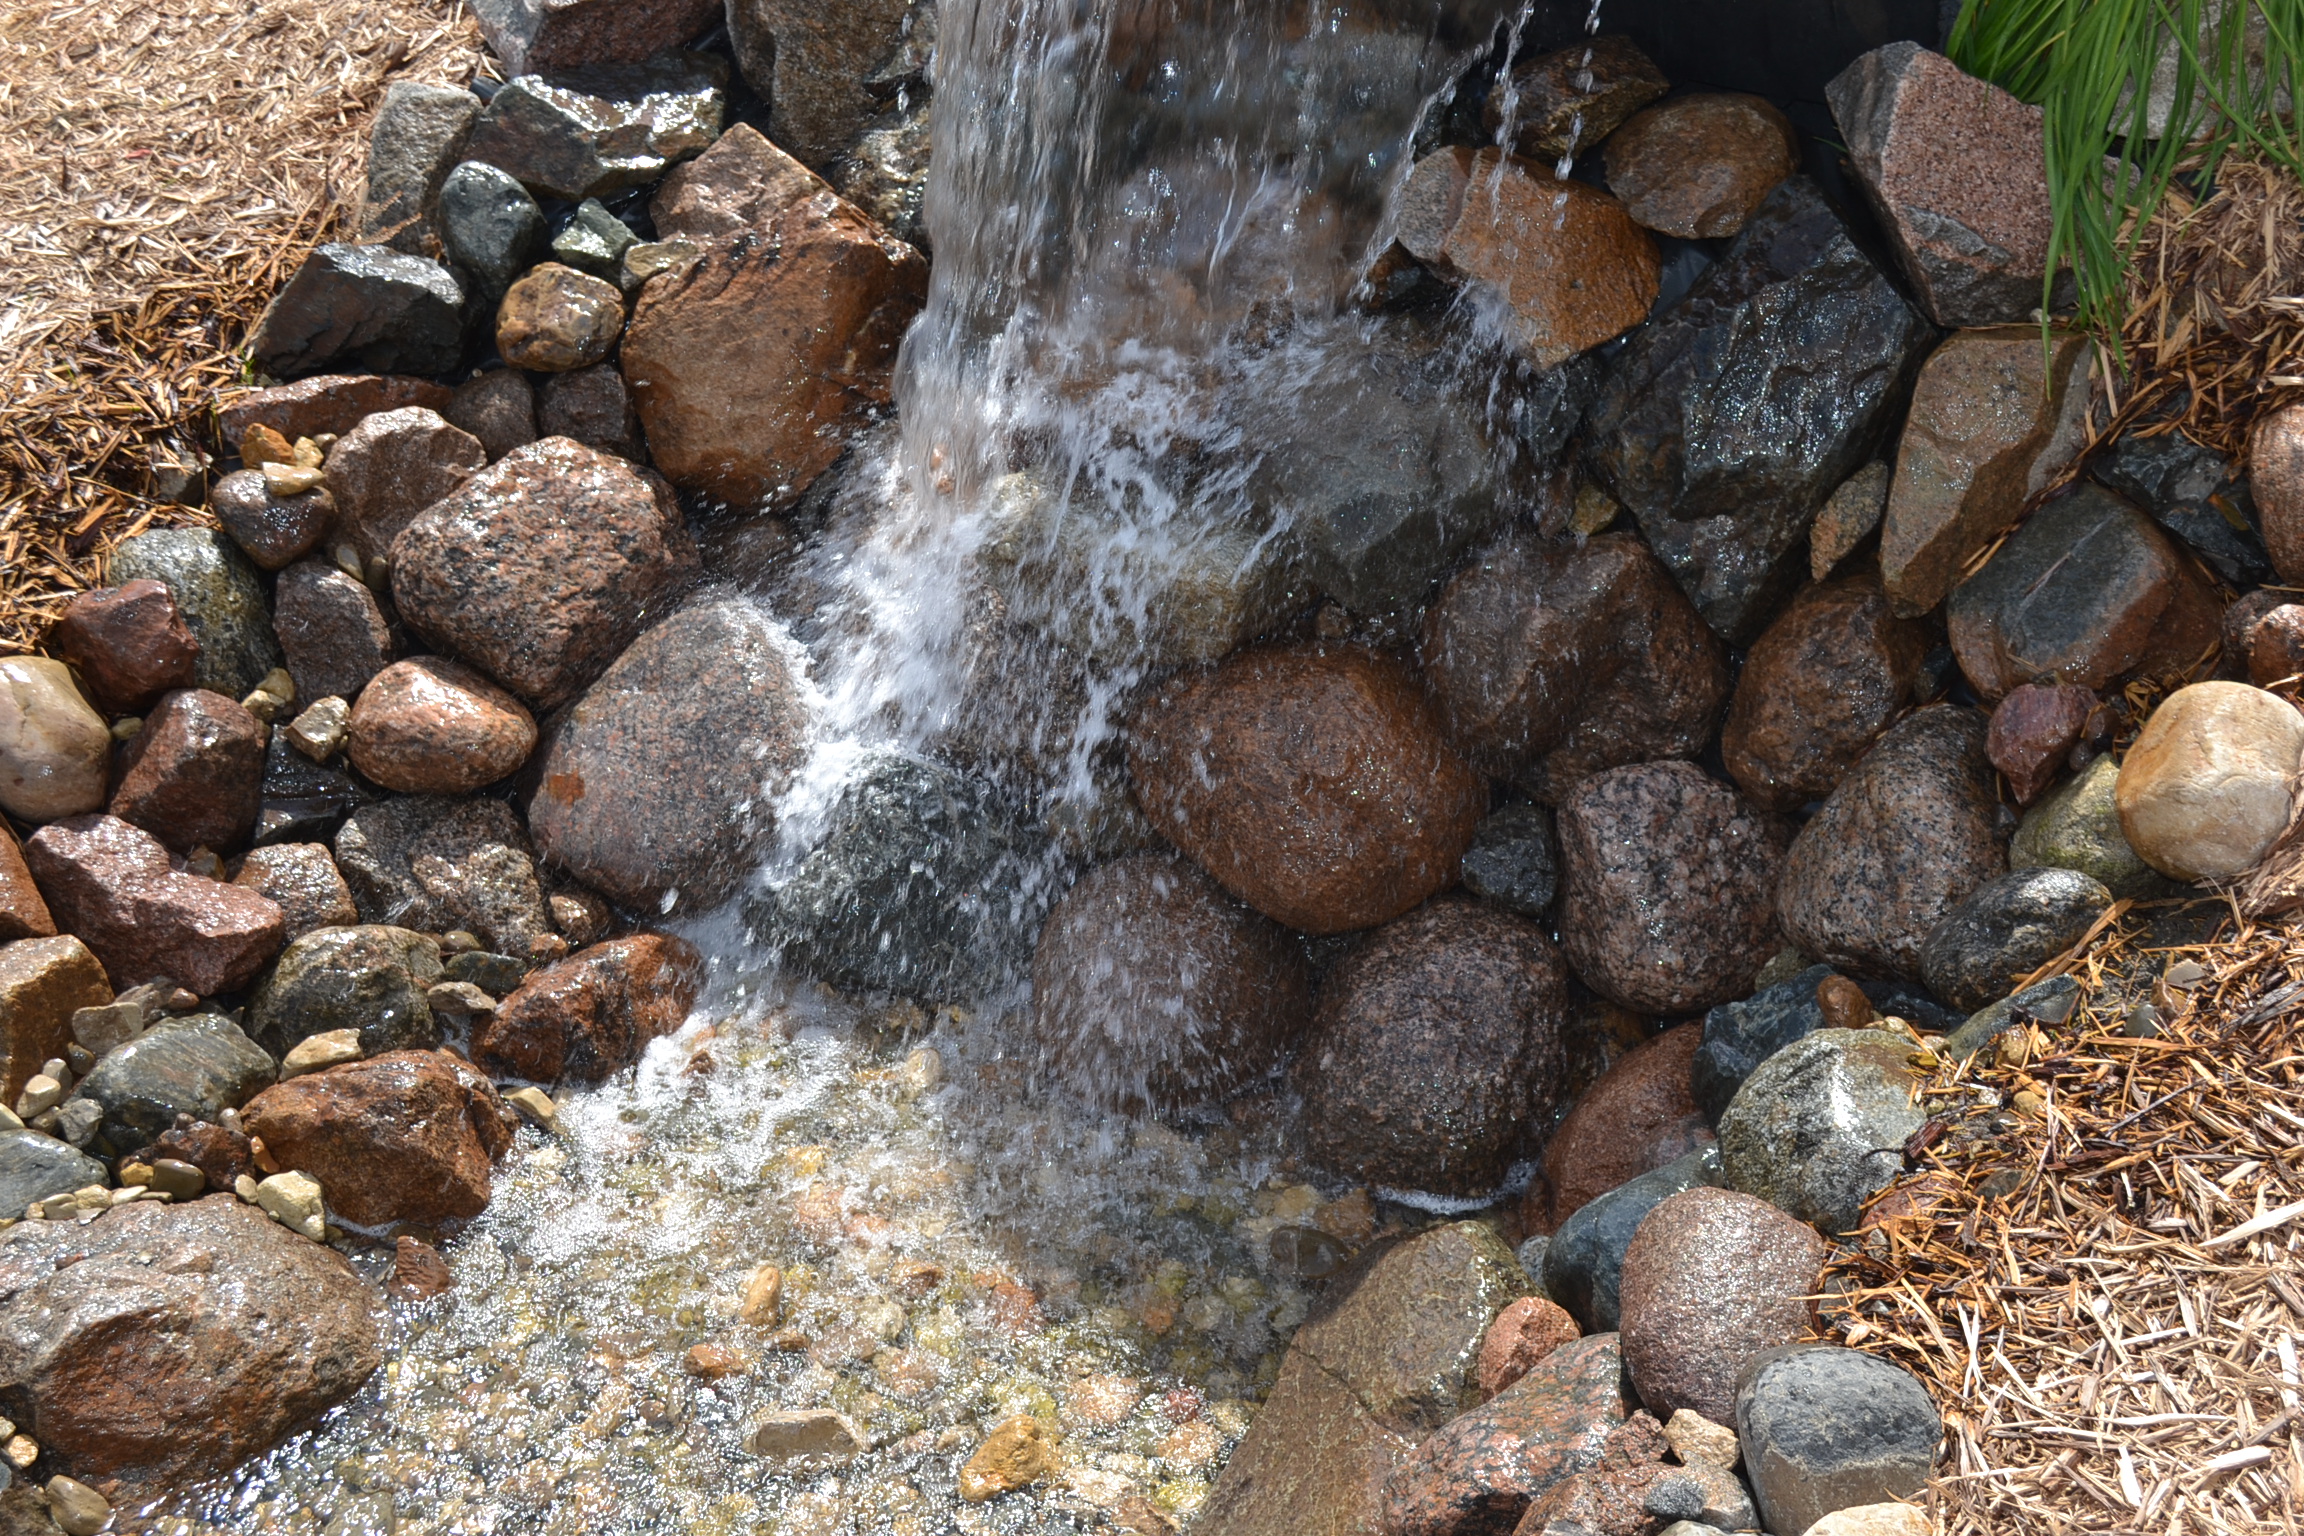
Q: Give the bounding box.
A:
[1919,867,2112,1013]
[246,244,465,380]
[106,529,282,702]
[358,81,481,251]
[1482,34,1667,163]
[0,657,109,825]
[1718,1029,1925,1236]
[460,54,727,201]
[472,934,702,1083]
[0,935,110,1106]
[324,406,487,566]
[1535,1022,1709,1234]
[246,926,444,1059]
[726,0,919,170]
[24,816,285,993]
[2116,681,2304,881]
[332,796,553,959]
[347,657,538,796]
[244,1050,515,1227]
[1735,1344,1941,1536]
[65,1013,277,1149]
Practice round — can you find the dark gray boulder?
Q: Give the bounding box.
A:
[333,796,552,957]
[1718,1029,1923,1236]
[461,55,728,202]
[1919,867,2111,1014]
[1542,1145,1721,1333]
[2094,420,2271,588]
[1735,1344,1941,1536]
[107,529,282,701]
[0,1130,107,1220]
[246,926,444,1058]
[1691,963,1834,1124]
[66,1014,277,1149]
[247,244,466,380]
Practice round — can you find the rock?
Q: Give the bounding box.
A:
[960,1415,1058,1501]
[503,1084,559,1134]
[2094,428,2270,589]
[648,121,820,241]
[387,1233,455,1299]
[1584,177,1934,643]
[25,816,284,992]
[1128,645,1484,934]
[726,0,917,170]
[1514,1425,1681,1536]
[284,696,350,762]
[1027,853,1314,1113]
[1827,42,2057,327]
[757,752,1040,1001]
[623,126,928,510]
[0,658,109,824]
[495,262,625,372]
[325,406,487,566]
[254,1169,327,1240]
[1809,462,1892,580]
[247,243,465,380]
[549,197,639,281]
[1296,899,1568,1198]
[280,1028,364,1079]
[529,594,808,910]
[390,437,699,709]
[348,657,537,795]
[272,560,396,707]
[461,55,728,202]
[1775,705,2005,979]
[209,469,336,572]
[1718,1030,1924,1235]
[0,827,54,941]
[1537,1024,1710,1234]
[107,689,267,854]
[66,1012,277,1147]
[1801,1504,1929,1536]
[136,1119,253,1193]
[446,366,539,462]
[437,161,548,306]
[1665,1409,1741,1471]
[47,581,202,714]
[1544,1147,1722,1334]
[1482,34,1669,163]
[472,934,703,1083]
[1720,574,1931,813]
[219,374,454,447]
[835,104,930,248]
[1602,93,1799,239]
[1555,762,1784,1015]
[247,926,443,1059]
[0,1129,107,1220]
[2009,753,2163,898]
[333,796,553,955]
[1918,868,2110,1012]
[1878,327,2095,617]
[470,0,720,77]
[2251,605,2304,688]
[2254,401,2304,583]
[1393,147,1658,368]
[1734,1345,1940,1536]
[1476,1296,1580,1400]
[1618,1187,1825,1426]
[359,82,482,250]
[620,236,702,293]
[244,1049,513,1227]
[107,528,282,701]
[1986,683,2102,806]
[535,363,644,459]
[2116,681,2304,880]
[1460,803,1558,917]
[1939,973,2078,1061]
[744,1409,866,1470]
[0,937,108,1112]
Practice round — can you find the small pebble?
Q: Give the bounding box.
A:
[740,1264,783,1326]
[150,1158,206,1200]
[505,1086,560,1135]
[285,696,351,761]
[281,1029,363,1080]
[2,1434,34,1470]
[254,1170,326,1240]
[1664,1407,1740,1469]
[2123,1002,2163,1040]
[684,1342,751,1379]
[959,1416,1058,1501]
[46,1474,110,1536]
[108,716,143,742]
[14,1076,62,1120]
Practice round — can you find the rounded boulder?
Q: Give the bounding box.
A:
[349,656,539,795]
[2116,681,2304,880]
[1537,1021,1711,1233]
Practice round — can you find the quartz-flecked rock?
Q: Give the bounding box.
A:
[65,1012,277,1146]
[473,933,702,1082]
[244,1049,514,1227]
[231,843,359,942]
[0,657,110,824]
[1482,34,1668,163]
[46,580,201,716]
[461,54,727,202]
[1919,868,2111,1013]
[1718,1029,1925,1236]
[108,688,267,854]
[1543,1147,1723,1334]
[2116,681,2304,881]
[1601,93,1799,240]
[247,925,443,1059]
[107,528,281,701]
[1536,1023,1709,1235]
[0,936,109,1107]
[470,0,719,76]
[333,796,554,957]
[495,262,626,373]
[348,657,537,795]
[219,374,453,448]
[25,815,284,992]
[325,406,487,566]
[1734,1345,1940,1536]
[247,243,465,380]
[273,560,396,706]
[209,469,335,572]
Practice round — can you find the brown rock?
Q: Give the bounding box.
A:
[1619,1186,1825,1426]
[324,406,487,566]
[476,0,719,76]
[1810,461,1892,580]
[1721,573,1932,812]
[497,263,626,373]
[348,657,537,794]
[445,368,537,462]
[2254,401,2304,583]
[208,470,336,572]
[1510,1416,1679,1536]
[536,363,645,460]
[1394,147,1659,368]
[1879,327,2094,617]
[231,844,360,942]
[1028,853,1314,1113]
[273,560,397,706]
[1422,530,1729,804]
[649,121,822,243]
[2225,587,2292,680]
[0,936,110,1107]
[2251,605,2304,688]
[472,933,704,1083]
[139,1119,254,1192]
[623,126,928,509]
[1296,899,1568,1197]
[1127,644,1484,935]
[1482,35,1669,164]
[1986,683,2102,805]
[46,581,202,714]
[1815,974,1876,1029]
[1556,763,1785,1015]
[386,1233,454,1299]
[1776,704,2005,979]
[1601,93,1798,239]
[24,814,286,992]
[109,689,268,854]
[1476,1297,1581,1401]
[218,373,453,448]
[724,0,916,172]
[1536,1024,1709,1235]
[0,824,54,941]
[334,796,554,956]
[960,1415,1058,1501]
[243,1049,514,1227]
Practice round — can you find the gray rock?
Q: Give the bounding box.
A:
[272,560,395,706]
[1735,1344,1940,1536]
[0,1129,107,1220]
[107,530,281,701]
[1460,803,1558,918]
[66,1014,276,1149]
[2009,750,2172,899]
[246,926,443,1058]
[548,197,638,281]
[333,797,554,957]
[1542,1145,1722,1333]
[361,82,483,251]
[836,97,931,249]
[438,161,548,304]
[253,732,370,849]
[1718,1029,1924,1236]
[247,243,466,380]
[462,55,728,202]
[443,950,527,995]
[465,0,721,77]
[727,0,921,170]
[1646,1465,1757,1532]
[1585,177,1937,643]
[1940,974,2080,1062]
[1918,867,2111,1013]
[1691,964,1835,1124]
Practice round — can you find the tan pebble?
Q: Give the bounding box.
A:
[2011,1088,2046,1117]
[739,1264,783,1326]
[683,1342,750,1380]
[1156,1420,1220,1470]
[1664,1406,1741,1468]
[2,1434,35,1469]
[958,1415,1058,1502]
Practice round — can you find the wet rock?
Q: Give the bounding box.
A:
[0,826,55,942]
[1130,644,1483,934]
[2009,754,2163,898]
[1809,461,1892,580]
[759,752,1041,1001]
[462,55,727,202]
[1028,853,1314,1114]
[1986,683,2101,806]
[0,658,109,824]
[960,1415,1058,1501]
[108,688,267,854]
[1483,34,1669,163]
[1939,972,2079,1061]
[550,197,640,281]
[623,126,928,510]
[138,1119,254,1193]
[1602,93,1798,239]
[1543,1147,1722,1334]
[1537,1023,1709,1235]
[107,528,282,701]
[244,1049,513,1227]
[1476,1296,1580,1401]
[2254,401,2304,583]
[325,406,487,566]
[0,1195,382,1484]
[835,102,931,249]
[1618,1186,1825,1425]
[0,1129,107,1220]
[620,235,703,293]
[726,0,918,170]
[231,844,359,942]
[46,581,201,716]
[25,815,284,992]
[387,1233,455,1299]
[446,367,539,462]
[1828,42,2056,327]
[1514,1423,1682,1536]
[1718,1029,1924,1235]
[247,926,443,1059]
[273,561,396,705]
[219,374,452,447]
[473,933,703,1083]
[496,262,625,373]
[437,160,548,307]
[1878,327,2094,617]
[359,82,482,250]
[66,1012,277,1147]
[471,0,719,77]
[745,1408,867,1470]
[334,795,554,955]
[209,469,336,572]
[1918,868,2110,1013]
[1584,177,1934,643]
[1720,574,1931,813]
[1460,803,1559,917]
[2250,605,2304,689]
[1734,1345,1940,1536]
[348,657,537,795]
[391,437,700,710]
[529,595,809,910]
[247,243,466,380]
[1394,147,1658,368]
[648,120,820,241]
[0,937,109,1108]
[1775,705,2004,979]
[2116,680,2304,880]
[2094,429,2270,589]
[1296,900,1568,1197]
[536,363,644,459]
[1556,761,1784,1015]
[254,1169,327,1240]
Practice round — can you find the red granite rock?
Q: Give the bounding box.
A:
[243,1049,516,1227]
[1986,683,2101,804]
[218,373,453,449]
[24,814,286,993]
[348,657,538,794]
[1510,1415,1677,1536]
[230,843,360,942]
[45,581,202,715]
[1476,1297,1582,1401]
[0,823,56,941]
[473,933,704,1083]
[536,362,645,460]
[2250,605,2304,690]
[208,470,336,572]
[649,122,822,243]
[2255,402,2304,584]
[1601,93,1799,239]
[0,935,111,1106]
[273,560,397,706]
[477,0,720,76]
[325,406,487,565]
[108,689,268,854]
[1536,1023,1710,1235]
